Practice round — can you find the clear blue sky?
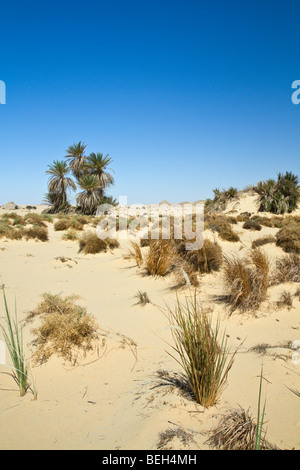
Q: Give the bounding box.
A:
[0,0,300,205]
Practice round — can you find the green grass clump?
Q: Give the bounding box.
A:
[166,292,235,408]
[0,289,30,396]
[255,172,300,214]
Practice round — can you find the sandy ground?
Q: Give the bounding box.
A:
[0,199,299,450]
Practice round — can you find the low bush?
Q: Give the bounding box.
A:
[242,220,262,231]
[26,293,99,365]
[223,249,270,312]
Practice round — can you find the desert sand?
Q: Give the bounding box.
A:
[0,195,299,450]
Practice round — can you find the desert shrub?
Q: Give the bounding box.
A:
[5,229,24,240]
[78,232,108,254]
[62,229,79,241]
[250,216,273,227]
[172,259,200,288]
[205,214,232,232]
[218,226,240,242]
[68,218,84,231]
[242,220,262,231]
[23,213,47,227]
[145,239,177,276]
[166,293,235,408]
[175,239,223,274]
[23,226,49,242]
[277,291,293,309]
[26,293,99,365]
[236,212,251,222]
[223,249,270,312]
[54,219,70,231]
[75,215,90,225]
[275,223,300,253]
[271,253,300,284]
[251,236,276,249]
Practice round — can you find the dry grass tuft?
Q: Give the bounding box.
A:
[252,235,276,249]
[172,259,200,288]
[23,226,49,242]
[275,223,300,254]
[128,241,144,266]
[134,291,151,306]
[54,217,84,232]
[26,293,99,365]
[78,231,118,254]
[223,249,269,312]
[145,239,177,276]
[243,220,262,231]
[157,427,195,450]
[218,225,240,242]
[276,290,293,309]
[271,253,300,284]
[206,408,265,450]
[62,229,79,241]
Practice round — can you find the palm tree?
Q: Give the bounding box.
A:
[65,141,87,180]
[76,174,102,215]
[86,152,114,199]
[46,160,76,211]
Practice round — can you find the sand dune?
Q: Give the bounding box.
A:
[0,195,299,450]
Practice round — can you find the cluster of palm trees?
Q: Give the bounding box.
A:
[44,142,116,214]
[255,171,300,214]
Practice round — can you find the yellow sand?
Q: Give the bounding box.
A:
[0,197,299,450]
